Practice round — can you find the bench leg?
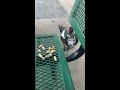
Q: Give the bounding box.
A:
[66,45,85,62]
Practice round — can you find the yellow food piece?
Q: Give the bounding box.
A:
[52,45,55,50]
[37,49,41,52]
[50,50,56,54]
[49,47,51,50]
[49,53,52,56]
[42,57,45,60]
[52,50,56,52]
[38,53,43,58]
[42,47,45,50]
[39,44,43,48]
[45,55,50,58]
[46,50,50,53]
[54,56,57,61]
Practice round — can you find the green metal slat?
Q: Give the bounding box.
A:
[54,34,75,90]
[35,34,75,90]
[69,17,85,49]
[69,0,85,49]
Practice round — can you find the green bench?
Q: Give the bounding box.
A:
[35,34,75,90]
